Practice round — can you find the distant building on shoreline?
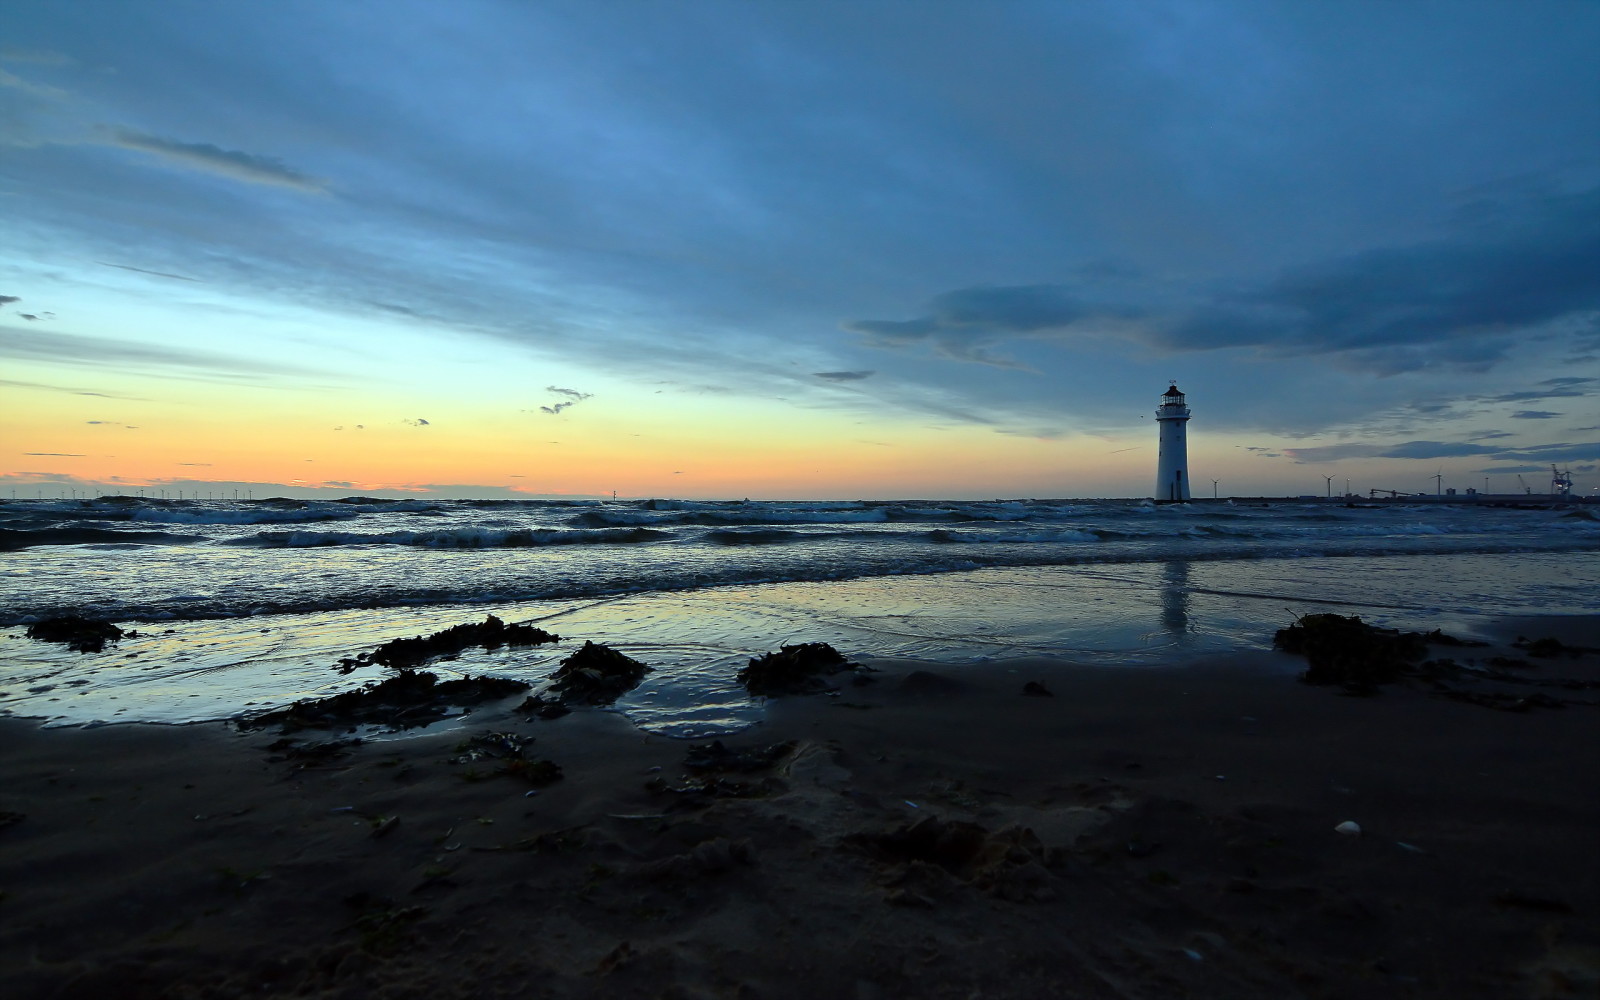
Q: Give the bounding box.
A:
[1154,384,1191,503]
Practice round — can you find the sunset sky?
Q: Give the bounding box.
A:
[3,0,1597,500]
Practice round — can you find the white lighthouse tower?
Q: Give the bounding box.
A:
[1154,383,1191,503]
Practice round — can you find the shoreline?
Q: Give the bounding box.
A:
[7,551,1600,734]
[3,619,1598,999]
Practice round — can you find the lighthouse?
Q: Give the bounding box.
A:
[1154,384,1191,503]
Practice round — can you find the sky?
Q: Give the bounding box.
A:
[2,0,1597,500]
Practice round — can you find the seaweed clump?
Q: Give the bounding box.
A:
[546,641,651,704]
[1514,635,1598,659]
[738,642,859,696]
[25,615,129,653]
[650,739,797,805]
[339,615,561,672]
[242,671,530,732]
[1275,615,1599,709]
[1274,614,1428,695]
[450,731,563,786]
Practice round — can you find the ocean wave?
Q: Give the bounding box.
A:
[226,526,674,548]
[927,528,1101,544]
[703,528,807,545]
[130,506,365,525]
[579,507,892,528]
[0,527,206,550]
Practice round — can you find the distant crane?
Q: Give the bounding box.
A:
[1517,475,1532,495]
[1551,464,1574,498]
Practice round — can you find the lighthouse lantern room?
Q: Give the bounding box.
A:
[1154,384,1191,503]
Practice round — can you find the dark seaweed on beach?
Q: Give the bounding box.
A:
[450,731,563,785]
[683,739,797,773]
[1513,635,1599,658]
[738,642,859,696]
[241,671,531,732]
[341,614,561,672]
[1276,614,1600,708]
[516,693,572,719]
[24,615,129,653]
[1274,614,1430,695]
[546,641,651,704]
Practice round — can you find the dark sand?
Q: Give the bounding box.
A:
[2,619,1598,999]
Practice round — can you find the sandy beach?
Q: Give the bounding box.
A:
[2,614,1597,1000]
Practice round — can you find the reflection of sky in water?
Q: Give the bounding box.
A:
[3,551,1595,736]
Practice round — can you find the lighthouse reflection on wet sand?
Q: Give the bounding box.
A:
[1154,384,1192,503]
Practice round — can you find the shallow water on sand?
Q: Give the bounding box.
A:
[3,551,1594,736]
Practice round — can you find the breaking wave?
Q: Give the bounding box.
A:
[226,526,673,548]
[0,527,207,550]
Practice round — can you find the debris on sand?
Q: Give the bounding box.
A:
[24,615,131,653]
[450,731,563,786]
[262,737,364,767]
[738,642,860,696]
[338,614,561,673]
[1514,635,1598,658]
[516,693,572,719]
[1423,629,1489,647]
[682,739,797,774]
[546,641,651,705]
[648,739,798,807]
[1275,614,1599,709]
[450,730,534,763]
[1274,614,1429,694]
[844,816,1058,903]
[241,672,530,732]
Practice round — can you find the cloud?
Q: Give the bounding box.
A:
[95,261,203,282]
[845,186,1600,376]
[105,128,327,192]
[0,326,322,381]
[1540,377,1594,388]
[1484,390,1587,406]
[1287,437,1600,465]
[0,48,76,70]
[1383,441,1504,460]
[402,417,430,427]
[0,295,18,305]
[1282,443,1388,463]
[0,66,69,101]
[537,385,594,415]
[844,287,1076,368]
[1511,410,1561,419]
[177,462,212,467]
[1487,442,1600,463]
[813,370,876,381]
[0,378,140,399]
[23,452,85,457]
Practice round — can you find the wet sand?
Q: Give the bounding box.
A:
[2,622,1598,999]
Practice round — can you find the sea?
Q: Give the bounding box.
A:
[3,495,1598,735]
